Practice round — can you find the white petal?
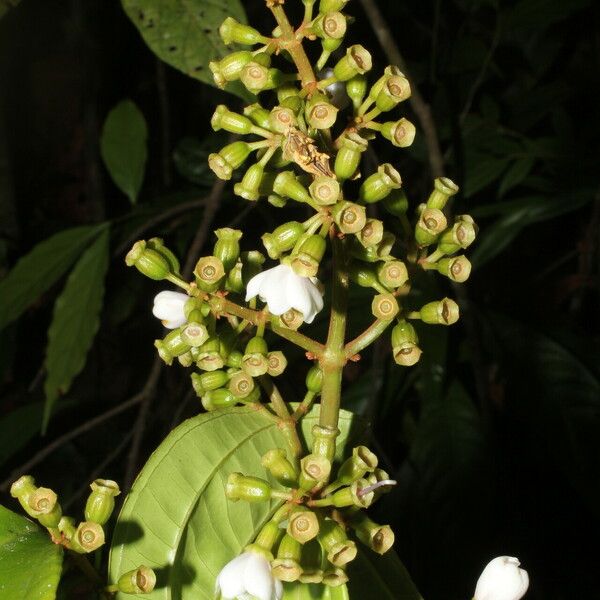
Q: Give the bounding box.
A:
[274,577,283,600]
[259,268,292,315]
[152,290,188,329]
[246,271,268,302]
[243,552,274,600]
[217,553,249,599]
[474,556,529,600]
[292,276,324,324]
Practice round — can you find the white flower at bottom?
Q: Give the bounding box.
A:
[474,556,529,600]
[245,264,324,324]
[152,290,189,329]
[216,550,283,600]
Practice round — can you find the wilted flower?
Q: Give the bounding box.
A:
[474,556,529,600]
[245,264,324,324]
[216,549,283,600]
[152,290,189,329]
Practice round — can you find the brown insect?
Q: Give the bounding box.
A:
[283,127,334,178]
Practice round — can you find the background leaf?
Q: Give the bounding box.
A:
[100,100,148,205]
[0,505,63,599]
[43,226,110,429]
[0,225,105,332]
[121,0,250,100]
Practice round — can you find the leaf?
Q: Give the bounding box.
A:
[0,505,63,599]
[0,224,106,332]
[463,156,511,198]
[43,226,110,429]
[121,0,251,100]
[173,135,225,187]
[0,0,21,19]
[109,405,368,599]
[100,100,148,204]
[497,157,535,198]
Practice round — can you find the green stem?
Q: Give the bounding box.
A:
[292,391,316,421]
[345,318,394,359]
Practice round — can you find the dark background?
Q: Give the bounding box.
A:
[0,1,598,599]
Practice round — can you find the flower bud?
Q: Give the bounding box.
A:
[419,298,460,325]
[84,479,120,526]
[333,45,372,81]
[241,63,282,93]
[277,308,304,330]
[116,565,157,594]
[309,176,340,206]
[219,17,265,46]
[209,51,254,87]
[242,336,269,377]
[244,103,272,129]
[371,293,399,319]
[225,349,243,369]
[269,105,297,134]
[438,215,477,254]
[381,118,416,148]
[377,260,408,288]
[306,93,339,129]
[323,567,349,587]
[228,370,255,398]
[226,473,271,503]
[241,251,266,285]
[375,75,411,111]
[213,228,242,273]
[348,263,383,292]
[332,201,367,234]
[147,238,181,276]
[27,487,62,528]
[277,83,301,104]
[72,521,105,553]
[305,365,323,393]
[125,240,170,280]
[267,351,287,377]
[334,132,368,180]
[376,232,396,259]
[368,65,405,101]
[234,163,265,202]
[474,556,529,600]
[261,448,297,487]
[391,320,421,366]
[349,513,395,555]
[319,0,349,12]
[201,388,237,411]
[382,189,409,216]
[437,255,472,283]
[287,508,320,543]
[208,141,253,181]
[292,234,327,278]
[318,519,357,567]
[268,193,288,208]
[180,322,210,347]
[273,171,311,203]
[211,105,254,135]
[195,338,225,371]
[155,329,189,365]
[427,177,459,210]
[312,11,347,40]
[262,221,305,259]
[359,164,402,204]
[415,207,448,246]
[329,478,374,508]
[299,454,332,491]
[336,446,378,488]
[346,74,368,110]
[272,535,303,582]
[58,516,76,541]
[192,370,230,397]
[311,424,338,463]
[348,238,380,263]
[358,219,384,247]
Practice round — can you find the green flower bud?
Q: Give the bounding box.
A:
[287,508,320,543]
[371,293,399,319]
[194,338,225,371]
[332,201,367,234]
[322,36,343,53]
[272,535,303,582]
[311,424,338,463]
[192,370,230,397]
[305,366,323,393]
[277,83,301,104]
[329,478,374,508]
[312,11,347,40]
[292,234,327,277]
[228,370,255,398]
[194,256,225,292]
[335,446,378,487]
[277,308,304,330]
[225,349,243,369]
[244,103,272,129]
[267,351,287,377]
[419,298,460,325]
[318,519,357,567]
[10,475,37,500]
[219,17,266,46]
[211,105,253,134]
[376,232,396,259]
[319,0,349,12]
[116,565,157,594]
[201,388,237,411]
[269,105,297,134]
[84,479,120,526]
[234,163,265,202]
[180,322,210,347]
[333,45,372,81]
[241,63,282,93]
[427,177,459,210]
[209,51,254,87]
[323,567,349,587]
[208,141,253,181]
[241,250,266,284]
[382,188,409,217]
[357,218,384,247]
[437,255,472,283]
[72,521,105,553]
[58,516,76,541]
[242,338,269,377]
[348,238,380,263]
[359,164,402,204]
[346,74,368,110]
[375,74,411,111]
[268,193,288,208]
[280,94,304,115]
[305,92,339,129]
[349,263,388,293]
[368,65,405,101]
[261,448,297,487]
[125,240,170,280]
[262,221,304,259]
[226,473,272,502]
[213,228,242,273]
[377,260,408,288]
[349,513,395,555]
[309,176,340,205]
[28,487,62,528]
[147,238,181,276]
[177,351,194,367]
[334,132,368,180]
[273,171,311,203]
[299,454,331,491]
[155,329,189,365]
[416,207,448,246]
[381,118,416,148]
[438,215,477,254]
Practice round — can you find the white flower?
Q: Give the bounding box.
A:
[474,556,529,600]
[216,550,283,600]
[245,264,324,324]
[152,290,189,329]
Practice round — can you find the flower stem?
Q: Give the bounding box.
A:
[345,318,394,359]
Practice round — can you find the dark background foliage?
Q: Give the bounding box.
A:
[0,1,599,599]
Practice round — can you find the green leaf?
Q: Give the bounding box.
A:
[100,100,148,205]
[0,0,21,19]
[0,224,106,332]
[173,135,225,187]
[0,505,63,599]
[109,405,367,599]
[121,0,251,100]
[43,226,110,429]
[497,157,535,198]
[463,156,510,198]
